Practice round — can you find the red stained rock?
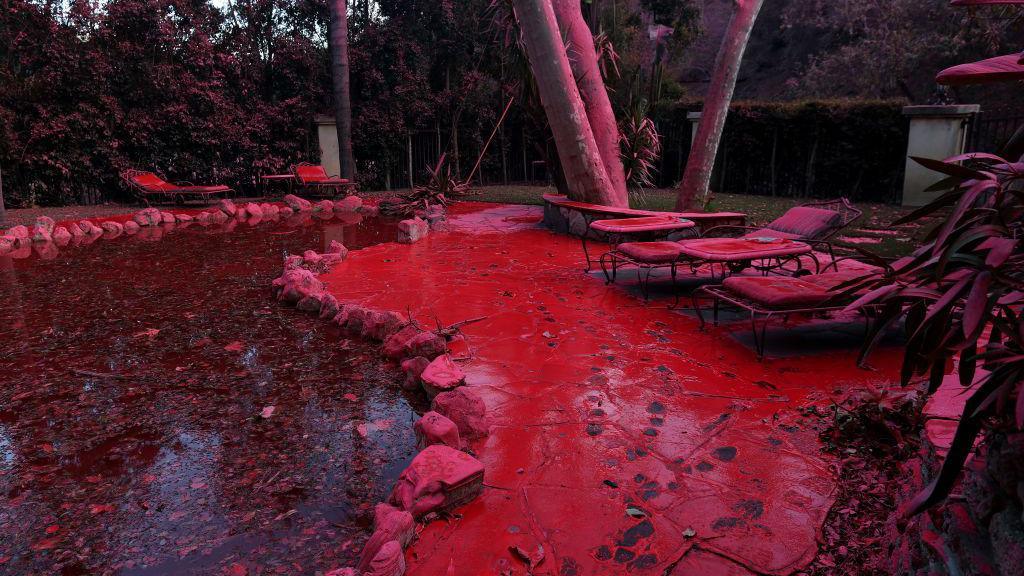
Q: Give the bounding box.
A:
[431,387,488,440]
[414,411,461,449]
[314,199,335,213]
[328,240,349,257]
[245,202,264,219]
[420,354,465,398]
[175,213,193,223]
[211,209,229,224]
[361,310,406,341]
[342,305,371,334]
[400,356,430,391]
[51,227,72,247]
[363,540,405,576]
[296,294,323,312]
[31,226,52,243]
[397,217,429,244]
[406,331,446,360]
[0,235,14,254]
[272,268,324,304]
[123,220,140,234]
[34,216,56,235]
[324,570,357,576]
[356,504,416,573]
[319,293,340,320]
[219,198,238,217]
[7,225,29,239]
[284,255,303,270]
[389,444,484,518]
[280,206,294,217]
[133,208,163,227]
[335,195,363,213]
[302,250,323,266]
[160,211,175,224]
[383,325,425,359]
[100,221,124,238]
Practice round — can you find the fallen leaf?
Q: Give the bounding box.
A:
[625,507,646,518]
[260,405,276,419]
[133,328,160,339]
[89,504,115,514]
[224,341,244,352]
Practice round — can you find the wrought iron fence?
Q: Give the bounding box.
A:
[966,111,1024,155]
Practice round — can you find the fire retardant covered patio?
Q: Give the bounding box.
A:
[319,202,903,575]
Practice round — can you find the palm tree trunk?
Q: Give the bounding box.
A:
[551,0,628,206]
[512,0,620,206]
[327,0,355,179]
[676,0,763,210]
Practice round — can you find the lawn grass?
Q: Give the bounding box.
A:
[461,184,923,258]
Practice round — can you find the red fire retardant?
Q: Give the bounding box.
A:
[936,54,1024,86]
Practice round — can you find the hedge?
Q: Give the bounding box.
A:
[651,99,910,203]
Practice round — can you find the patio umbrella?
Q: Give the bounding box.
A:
[936,53,1024,85]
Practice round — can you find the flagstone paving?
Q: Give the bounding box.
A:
[319,202,902,575]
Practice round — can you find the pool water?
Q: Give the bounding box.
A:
[0,213,422,575]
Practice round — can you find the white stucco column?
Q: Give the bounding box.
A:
[687,111,701,148]
[901,105,979,207]
[315,115,341,178]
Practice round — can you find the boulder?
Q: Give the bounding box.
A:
[160,211,175,224]
[175,213,194,223]
[383,325,423,360]
[196,211,212,225]
[301,250,323,267]
[245,202,264,219]
[313,199,334,213]
[218,198,238,217]
[320,252,345,267]
[80,220,103,236]
[280,206,294,217]
[34,216,56,235]
[400,357,430,391]
[389,445,484,518]
[284,255,304,270]
[327,240,348,257]
[334,195,363,213]
[100,221,124,237]
[211,209,229,224]
[432,387,489,440]
[272,268,324,304]
[283,194,312,212]
[406,331,446,360]
[51,226,72,246]
[397,217,429,244]
[414,411,461,449]
[319,293,340,320]
[362,540,405,576]
[31,226,52,243]
[296,294,323,312]
[69,223,86,237]
[359,203,380,216]
[356,504,416,573]
[362,310,406,341]
[0,236,13,254]
[342,305,371,334]
[7,225,29,239]
[34,241,59,260]
[123,220,141,234]
[420,354,465,398]
[133,208,162,226]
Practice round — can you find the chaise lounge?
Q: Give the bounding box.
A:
[600,198,864,299]
[693,258,884,359]
[121,169,232,205]
[292,163,358,197]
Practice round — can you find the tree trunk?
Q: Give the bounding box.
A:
[675,0,763,211]
[513,0,620,206]
[0,166,6,226]
[551,0,628,206]
[327,0,355,180]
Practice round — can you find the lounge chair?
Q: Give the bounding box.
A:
[121,169,231,205]
[600,198,863,294]
[693,259,883,359]
[292,163,358,197]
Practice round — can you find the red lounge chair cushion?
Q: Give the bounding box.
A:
[722,276,831,307]
[765,206,842,239]
[173,185,231,194]
[130,172,173,191]
[590,216,695,234]
[678,237,810,260]
[617,241,685,263]
[741,227,801,240]
[296,165,350,184]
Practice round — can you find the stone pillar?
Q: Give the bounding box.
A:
[687,112,701,148]
[315,115,341,178]
[901,105,979,207]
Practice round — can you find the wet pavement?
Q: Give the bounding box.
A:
[0,213,422,575]
[318,203,903,575]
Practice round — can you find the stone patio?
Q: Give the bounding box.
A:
[319,202,902,575]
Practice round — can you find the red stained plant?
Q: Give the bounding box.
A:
[843,152,1024,516]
